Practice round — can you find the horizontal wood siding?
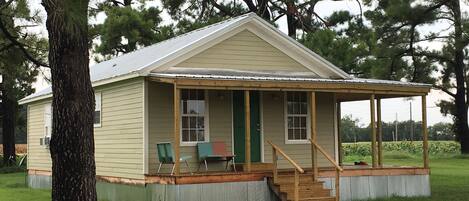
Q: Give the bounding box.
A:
[27,78,145,179]
[174,30,312,72]
[94,78,144,179]
[27,99,52,171]
[147,83,233,174]
[262,91,336,169]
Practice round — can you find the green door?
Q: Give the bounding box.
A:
[233,91,261,163]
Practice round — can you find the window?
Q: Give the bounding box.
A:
[94,92,102,127]
[44,103,52,138]
[285,91,309,143]
[181,89,208,144]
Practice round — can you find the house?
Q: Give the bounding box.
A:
[20,13,431,201]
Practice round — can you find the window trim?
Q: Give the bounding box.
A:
[94,92,102,128]
[180,89,210,146]
[284,91,311,144]
[44,103,52,139]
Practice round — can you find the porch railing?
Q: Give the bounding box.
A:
[267,140,304,201]
[310,139,343,201]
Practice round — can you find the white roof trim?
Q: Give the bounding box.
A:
[21,12,355,104]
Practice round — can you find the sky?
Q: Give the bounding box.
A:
[28,0,463,126]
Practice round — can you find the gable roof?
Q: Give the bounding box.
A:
[20,13,353,104]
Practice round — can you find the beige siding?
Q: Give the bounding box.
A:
[262,91,336,169]
[94,78,144,179]
[174,30,312,72]
[27,78,145,179]
[147,83,233,174]
[27,99,52,171]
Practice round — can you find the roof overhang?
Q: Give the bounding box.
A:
[148,73,431,100]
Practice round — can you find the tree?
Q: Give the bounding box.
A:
[90,0,174,59]
[361,0,469,153]
[162,0,363,38]
[42,0,97,200]
[0,0,45,165]
[429,122,456,141]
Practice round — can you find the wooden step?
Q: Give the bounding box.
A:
[276,175,322,184]
[294,196,336,201]
[279,183,327,192]
[285,189,331,200]
[267,176,336,201]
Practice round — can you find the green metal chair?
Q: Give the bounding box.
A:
[156,142,192,175]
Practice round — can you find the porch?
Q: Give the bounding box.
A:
[144,73,431,201]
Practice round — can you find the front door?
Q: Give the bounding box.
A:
[233,91,261,163]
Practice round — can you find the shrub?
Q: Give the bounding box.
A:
[342,141,460,156]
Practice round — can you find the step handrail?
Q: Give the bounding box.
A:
[309,139,342,201]
[267,140,304,173]
[267,140,304,201]
[309,139,343,172]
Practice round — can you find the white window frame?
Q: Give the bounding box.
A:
[44,103,52,138]
[94,92,102,128]
[180,89,210,146]
[284,91,311,144]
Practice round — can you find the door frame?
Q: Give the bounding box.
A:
[230,91,264,163]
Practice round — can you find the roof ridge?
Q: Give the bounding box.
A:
[92,13,256,68]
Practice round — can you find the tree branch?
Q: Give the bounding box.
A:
[434,84,456,98]
[0,18,49,68]
[208,0,233,16]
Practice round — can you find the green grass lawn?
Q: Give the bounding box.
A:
[0,172,50,201]
[344,153,469,201]
[0,154,467,201]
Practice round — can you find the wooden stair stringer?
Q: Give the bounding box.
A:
[267,174,336,201]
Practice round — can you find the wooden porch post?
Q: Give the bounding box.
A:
[422,95,429,169]
[244,90,251,172]
[377,98,383,167]
[337,101,343,166]
[311,91,318,181]
[173,84,181,175]
[370,94,378,168]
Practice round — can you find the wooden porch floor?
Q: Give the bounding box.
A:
[145,165,430,185]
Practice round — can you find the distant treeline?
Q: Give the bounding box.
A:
[340,115,455,143]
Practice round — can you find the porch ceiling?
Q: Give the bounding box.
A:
[148,72,431,99]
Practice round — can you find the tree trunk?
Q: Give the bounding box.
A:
[42,0,97,201]
[450,0,469,154]
[1,72,16,165]
[286,1,297,38]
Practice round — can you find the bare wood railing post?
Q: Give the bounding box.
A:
[422,95,429,169]
[377,98,383,167]
[294,169,300,201]
[310,91,318,182]
[370,94,378,168]
[335,169,340,201]
[245,90,251,172]
[268,140,305,201]
[309,139,343,201]
[272,146,278,183]
[173,84,181,175]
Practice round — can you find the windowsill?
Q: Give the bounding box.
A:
[180,141,209,147]
[94,124,101,128]
[285,140,310,145]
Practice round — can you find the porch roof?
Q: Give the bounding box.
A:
[148,69,432,101]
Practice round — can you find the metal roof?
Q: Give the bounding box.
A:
[149,69,431,88]
[20,13,253,103]
[19,12,430,104]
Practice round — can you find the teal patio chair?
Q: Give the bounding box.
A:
[156,142,192,175]
[197,141,236,172]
